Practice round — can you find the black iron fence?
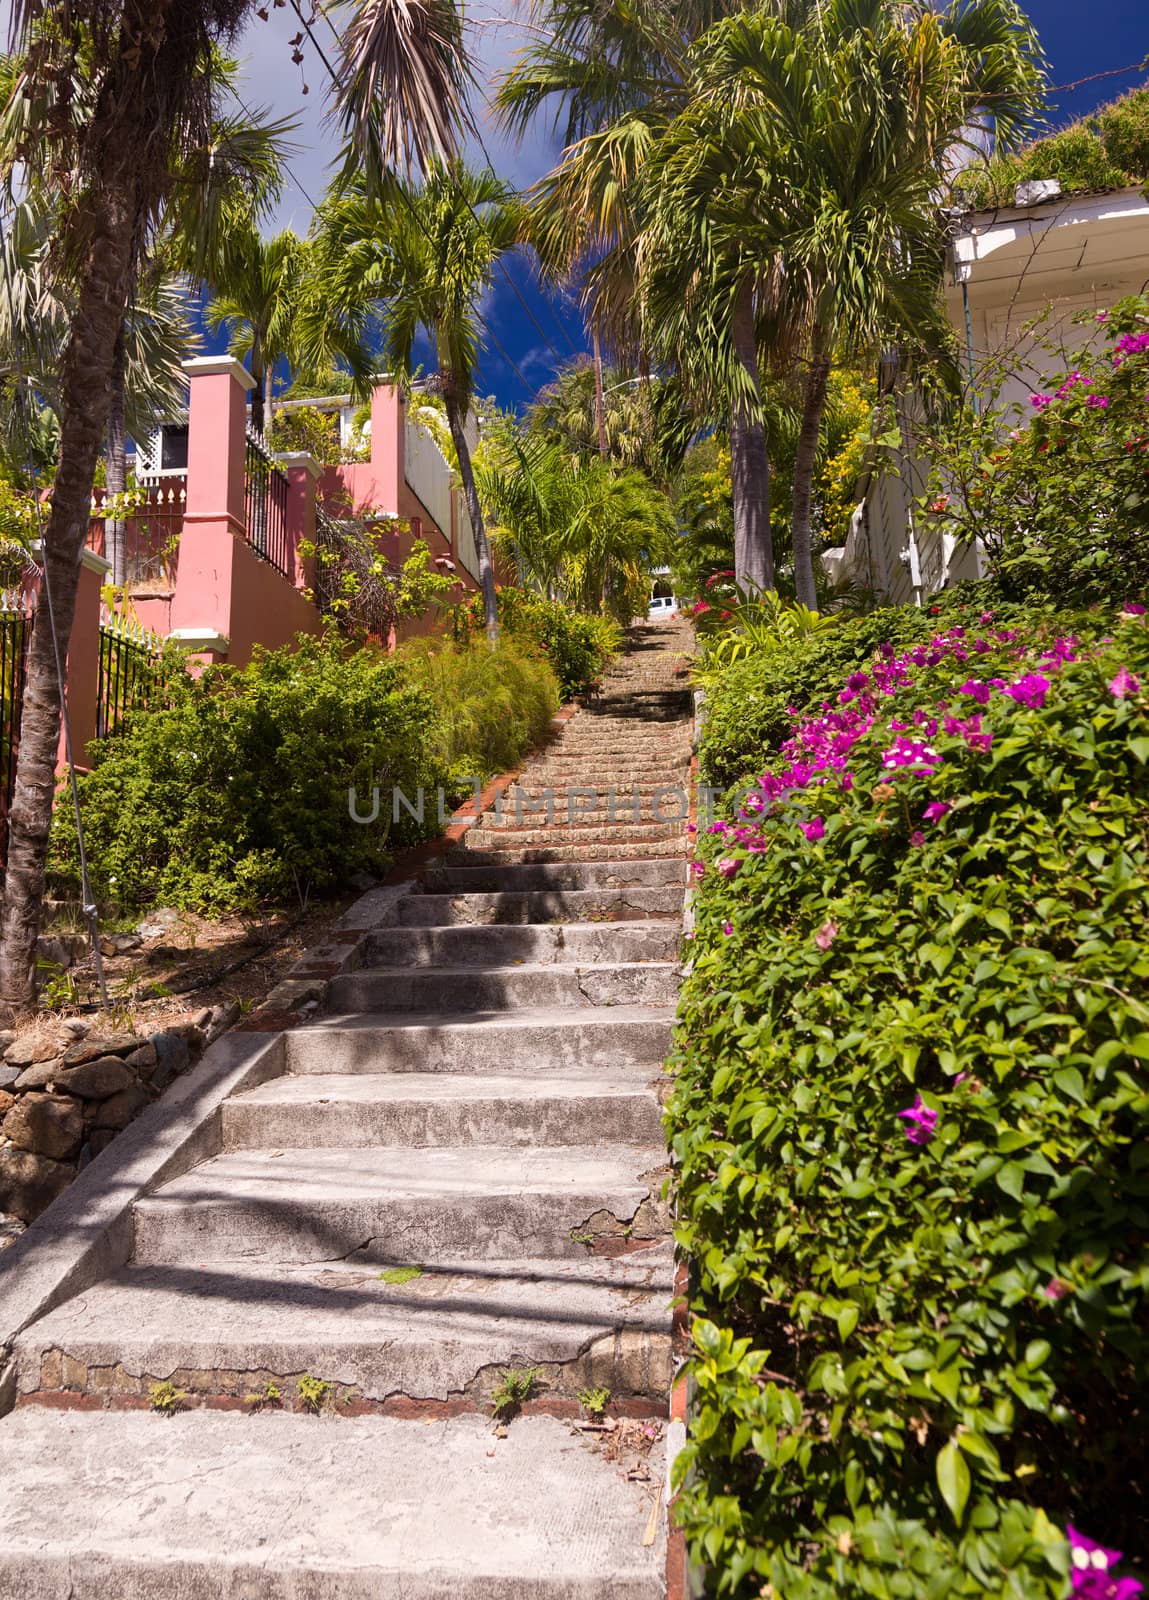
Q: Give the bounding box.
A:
[243,429,291,579]
[96,611,167,740]
[0,591,33,867]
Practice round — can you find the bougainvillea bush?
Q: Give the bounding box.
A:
[670,601,1149,1596]
[919,297,1149,604]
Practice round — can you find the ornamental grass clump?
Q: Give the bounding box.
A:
[670,603,1149,1596]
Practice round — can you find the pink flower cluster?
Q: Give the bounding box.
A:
[1068,1526,1144,1600]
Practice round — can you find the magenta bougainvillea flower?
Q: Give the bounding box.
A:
[1108,667,1141,699]
[689,861,705,880]
[716,856,741,880]
[815,920,838,950]
[1120,601,1146,617]
[1004,672,1051,709]
[1067,1526,1144,1599]
[722,921,733,936]
[922,801,953,823]
[910,830,927,847]
[802,817,825,842]
[1043,1278,1072,1301]
[897,1095,938,1146]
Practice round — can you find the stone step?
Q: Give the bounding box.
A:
[285,1007,676,1076]
[397,886,683,925]
[132,1144,669,1266]
[460,822,683,850]
[446,841,686,867]
[422,858,687,893]
[0,1411,666,1598]
[15,1247,674,1406]
[362,921,680,968]
[222,1073,665,1150]
[479,803,689,829]
[328,961,679,1014]
[518,765,690,784]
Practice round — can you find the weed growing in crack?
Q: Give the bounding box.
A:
[244,1383,283,1411]
[578,1386,611,1420]
[491,1367,538,1421]
[148,1381,187,1416]
[569,1227,595,1249]
[296,1374,333,1413]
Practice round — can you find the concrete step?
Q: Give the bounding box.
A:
[0,1411,666,1598]
[286,1007,676,1076]
[460,822,684,850]
[422,858,687,893]
[480,801,689,828]
[132,1144,670,1266]
[446,841,686,868]
[222,1073,665,1150]
[328,961,679,1014]
[15,1247,675,1406]
[397,886,683,925]
[517,766,690,785]
[362,921,680,968]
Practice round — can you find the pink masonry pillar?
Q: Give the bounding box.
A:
[169,354,250,664]
[369,384,405,512]
[49,546,108,770]
[274,451,320,591]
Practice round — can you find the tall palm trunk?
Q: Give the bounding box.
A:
[792,347,832,613]
[263,365,275,436]
[592,331,608,459]
[0,184,140,1016]
[249,335,266,436]
[105,328,128,586]
[729,275,773,596]
[445,401,499,645]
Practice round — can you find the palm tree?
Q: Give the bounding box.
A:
[496,0,778,596]
[317,160,522,642]
[478,428,674,619]
[0,0,472,1015]
[645,0,1045,608]
[525,358,693,488]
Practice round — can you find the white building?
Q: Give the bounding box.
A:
[828,184,1149,604]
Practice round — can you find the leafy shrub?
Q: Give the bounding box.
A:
[267,405,340,464]
[53,633,447,913]
[670,601,1149,1595]
[451,586,621,700]
[955,87,1149,208]
[398,634,559,781]
[914,298,1149,607]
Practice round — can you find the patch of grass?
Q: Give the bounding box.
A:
[377,1265,423,1286]
[491,1367,538,1421]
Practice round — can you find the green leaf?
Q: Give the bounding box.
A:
[936,1440,971,1524]
[845,1458,864,1509]
[995,1162,1026,1201]
[837,1305,859,1341]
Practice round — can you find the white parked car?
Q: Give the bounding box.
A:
[647,595,680,620]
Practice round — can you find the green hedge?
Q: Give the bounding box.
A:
[53,630,558,914]
[671,598,1149,1595]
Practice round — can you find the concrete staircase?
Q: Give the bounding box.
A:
[0,620,693,1598]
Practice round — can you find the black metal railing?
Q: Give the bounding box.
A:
[96,611,167,740]
[0,591,33,867]
[243,428,292,579]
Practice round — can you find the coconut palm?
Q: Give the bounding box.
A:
[524,358,694,488]
[0,0,472,1013]
[316,160,523,642]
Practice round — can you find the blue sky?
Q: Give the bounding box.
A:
[229,0,1149,413]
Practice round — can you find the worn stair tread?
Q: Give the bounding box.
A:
[396,887,682,925]
[362,922,681,967]
[285,1006,676,1075]
[222,1072,665,1149]
[131,1144,669,1266]
[421,860,687,891]
[0,1410,667,1599]
[327,962,680,1015]
[15,1246,675,1403]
